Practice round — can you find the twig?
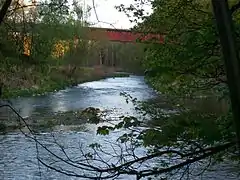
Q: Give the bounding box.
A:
[231,1,240,15]
[91,0,117,29]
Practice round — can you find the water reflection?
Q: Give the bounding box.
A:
[51,97,68,112]
[12,97,37,118]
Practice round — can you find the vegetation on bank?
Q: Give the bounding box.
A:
[0,0,143,99]
[0,64,130,99]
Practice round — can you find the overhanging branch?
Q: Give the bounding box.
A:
[138,141,235,178]
[230,1,240,15]
[0,0,12,25]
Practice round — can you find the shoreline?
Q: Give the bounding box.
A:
[2,67,130,99]
[0,67,131,133]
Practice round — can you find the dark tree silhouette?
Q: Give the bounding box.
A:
[0,0,12,25]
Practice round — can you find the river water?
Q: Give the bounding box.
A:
[0,76,239,180]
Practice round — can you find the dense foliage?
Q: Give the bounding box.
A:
[0,0,145,98]
[114,0,240,151]
[117,0,238,98]
[140,0,225,97]
[114,0,240,142]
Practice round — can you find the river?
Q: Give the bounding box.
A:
[0,76,239,180]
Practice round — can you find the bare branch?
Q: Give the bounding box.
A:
[91,0,117,29]
[138,141,235,178]
[231,1,240,15]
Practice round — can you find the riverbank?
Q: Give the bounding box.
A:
[144,75,230,122]
[1,65,129,99]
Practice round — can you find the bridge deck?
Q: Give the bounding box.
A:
[85,27,165,43]
[10,22,165,43]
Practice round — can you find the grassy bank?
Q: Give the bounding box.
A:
[1,64,129,99]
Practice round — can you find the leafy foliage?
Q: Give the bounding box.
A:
[117,0,240,98]
[114,0,240,145]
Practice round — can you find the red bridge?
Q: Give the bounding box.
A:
[83,27,165,43]
[19,23,165,43]
[22,25,165,58]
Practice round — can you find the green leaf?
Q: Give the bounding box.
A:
[97,126,112,135]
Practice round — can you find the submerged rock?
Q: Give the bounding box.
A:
[82,107,101,114]
[0,122,7,132]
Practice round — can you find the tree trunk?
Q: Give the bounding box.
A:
[212,0,240,149]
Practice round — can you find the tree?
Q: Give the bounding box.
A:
[0,0,89,63]
[0,0,95,95]
[212,0,240,149]
[125,0,240,99]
